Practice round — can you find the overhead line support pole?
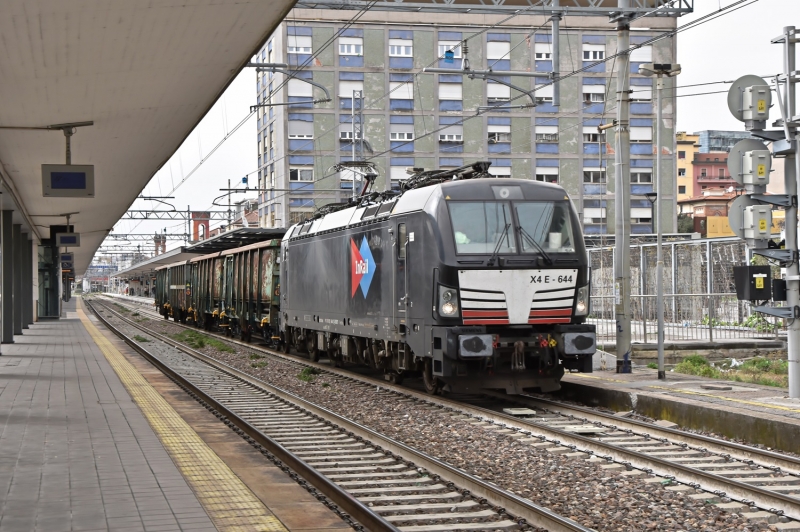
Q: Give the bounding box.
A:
[783,26,800,397]
[551,1,561,108]
[614,0,632,373]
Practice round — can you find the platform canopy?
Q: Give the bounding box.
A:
[0,0,296,275]
[112,247,202,280]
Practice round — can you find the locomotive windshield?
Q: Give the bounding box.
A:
[449,202,517,255]
[515,201,575,253]
[449,200,574,255]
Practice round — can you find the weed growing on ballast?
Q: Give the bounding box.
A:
[133,335,150,343]
[170,330,233,353]
[297,367,321,383]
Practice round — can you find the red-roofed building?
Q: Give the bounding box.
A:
[693,152,737,194]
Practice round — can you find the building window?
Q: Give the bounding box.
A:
[719,168,725,178]
[584,92,604,103]
[630,45,653,63]
[289,168,313,181]
[389,81,414,100]
[678,151,686,159]
[339,37,363,56]
[389,39,413,57]
[534,82,554,102]
[487,82,510,103]
[535,125,558,142]
[487,41,510,61]
[438,83,462,101]
[390,131,414,141]
[439,123,463,142]
[583,128,605,143]
[488,125,511,143]
[679,185,686,194]
[631,170,652,183]
[582,44,605,61]
[630,126,652,143]
[488,166,512,178]
[287,79,313,98]
[535,168,558,183]
[631,85,652,101]
[583,169,605,183]
[534,43,551,60]
[339,129,362,140]
[438,41,462,59]
[678,168,686,176]
[339,80,364,98]
[583,85,605,103]
[701,168,708,177]
[288,35,312,54]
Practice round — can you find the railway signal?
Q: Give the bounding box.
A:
[728,26,800,398]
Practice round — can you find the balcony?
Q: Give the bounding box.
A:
[697,174,736,183]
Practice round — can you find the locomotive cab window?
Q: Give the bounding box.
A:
[515,201,575,253]
[449,202,516,255]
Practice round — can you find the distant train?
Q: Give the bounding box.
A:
[155,162,596,394]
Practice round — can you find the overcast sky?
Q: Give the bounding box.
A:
[106,0,799,255]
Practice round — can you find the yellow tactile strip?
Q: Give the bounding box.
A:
[77,305,288,532]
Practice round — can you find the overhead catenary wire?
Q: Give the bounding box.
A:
[118,0,758,243]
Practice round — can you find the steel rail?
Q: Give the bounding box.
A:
[89,298,591,532]
[85,299,401,532]
[101,295,800,519]
[493,391,800,475]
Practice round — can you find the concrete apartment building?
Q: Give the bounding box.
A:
[255,10,678,234]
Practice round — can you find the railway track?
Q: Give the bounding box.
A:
[100,295,800,527]
[88,297,591,532]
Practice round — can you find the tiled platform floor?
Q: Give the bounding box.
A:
[0,300,217,532]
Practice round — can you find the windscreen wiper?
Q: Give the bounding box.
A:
[517,225,553,265]
[487,223,511,266]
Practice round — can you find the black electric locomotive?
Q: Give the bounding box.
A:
[281,163,595,394]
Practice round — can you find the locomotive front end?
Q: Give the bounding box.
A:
[430,179,595,394]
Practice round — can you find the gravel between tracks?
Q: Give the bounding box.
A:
[121,311,778,532]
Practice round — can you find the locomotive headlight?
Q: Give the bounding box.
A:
[575,285,590,316]
[438,285,459,317]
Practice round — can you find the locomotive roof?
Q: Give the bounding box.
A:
[287,177,570,239]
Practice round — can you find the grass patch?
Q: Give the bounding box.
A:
[674,355,721,379]
[673,354,788,387]
[297,367,321,383]
[113,303,130,313]
[646,362,658,370]
[250,361,268,369]
[321,382,330,388]
[133,335,150,343]
[170,329,234,353]
[132,312,140,317]
[249,353,264,360]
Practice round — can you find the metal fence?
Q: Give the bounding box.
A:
[588,237,786,344]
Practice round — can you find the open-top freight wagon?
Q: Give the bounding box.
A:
[155,239,282,344]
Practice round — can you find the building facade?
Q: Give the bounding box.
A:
[692,151,736,194]
[255,10,678,234]
[675,131,698,201]
[696,130,754,154]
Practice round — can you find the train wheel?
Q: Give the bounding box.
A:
[423,359,442,395]
[307,335,320,363]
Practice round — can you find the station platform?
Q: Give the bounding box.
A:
[560,367,800,454]
[0,298,348,532]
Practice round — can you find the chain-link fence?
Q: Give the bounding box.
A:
[588,237,785,344]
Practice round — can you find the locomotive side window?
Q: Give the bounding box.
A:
[515,201,575,253]
[398,223,407,259]
[449,202,516,255]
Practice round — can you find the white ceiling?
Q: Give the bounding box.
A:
[0,0,296,274]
